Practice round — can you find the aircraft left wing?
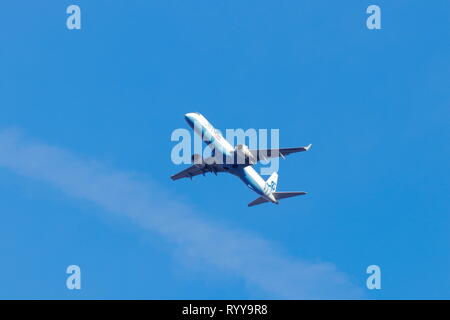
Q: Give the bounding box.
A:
[170,164,224,181]
[249,144,312,162]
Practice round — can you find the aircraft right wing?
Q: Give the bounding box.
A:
[248,144,312,162]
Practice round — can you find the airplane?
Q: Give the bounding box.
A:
[170,112,312,207]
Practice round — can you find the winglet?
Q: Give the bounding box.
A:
[305,143,312,151]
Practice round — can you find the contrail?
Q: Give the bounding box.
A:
[0,129,362,299]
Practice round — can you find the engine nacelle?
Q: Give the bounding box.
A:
[235,144,256,164]
[191,153,206,169]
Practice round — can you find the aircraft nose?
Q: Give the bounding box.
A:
[184,113,196,128]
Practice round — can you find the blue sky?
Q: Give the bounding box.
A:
[0,1,449,299]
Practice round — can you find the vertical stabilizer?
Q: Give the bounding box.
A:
[266,171,278,192]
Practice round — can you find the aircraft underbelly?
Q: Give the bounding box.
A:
[232,166,266,196]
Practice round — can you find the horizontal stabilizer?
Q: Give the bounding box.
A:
[248,196,269,207]
[273,191,307,200]
[248,191,307,207]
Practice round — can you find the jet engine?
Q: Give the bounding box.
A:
[235,144,256,164]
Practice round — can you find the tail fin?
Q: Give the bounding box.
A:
[248,172,307,207]
[266,171,278,192]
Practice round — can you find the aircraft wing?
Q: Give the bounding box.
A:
[249,144,312,162]
[170,164,224,181]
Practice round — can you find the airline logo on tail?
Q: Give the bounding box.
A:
[266,171,278,193]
